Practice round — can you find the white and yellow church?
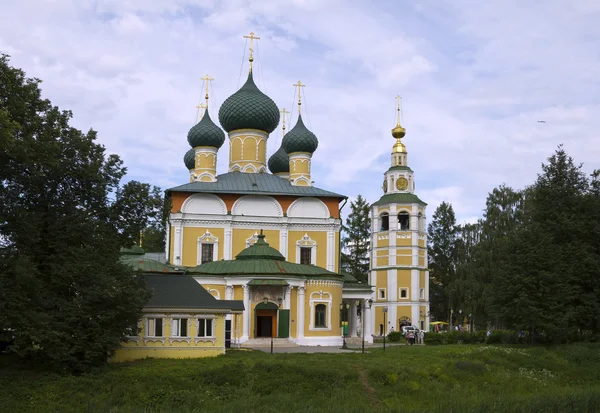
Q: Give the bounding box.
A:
[116,33,430,360]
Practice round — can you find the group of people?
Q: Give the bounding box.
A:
[405,329,425,345]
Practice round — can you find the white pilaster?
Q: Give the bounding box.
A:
[326,231,335,271]
[388,305,397,332]
[297,286,305,339]
[224,225,232,260]
[411,305,419,328]
[284,286,292,309]
[242,284,250,342]
[364,301,373,343]
[225,285,233,321]
[411,269,419,301]
[280,228,288,259]
[350,301,358,337]
[165,224,170,260]
[388,269,397,301]
[174,225,183,266]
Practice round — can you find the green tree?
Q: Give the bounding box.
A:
[111,180,165,252]
[341,195,371,282]
[427,202,458,322]
[0,54,150,372]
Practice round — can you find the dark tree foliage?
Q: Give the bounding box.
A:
[112,180,165,252]
[0,55,151,372]
[427,202,458,322]
[341,195,371,282]
[433,146,600,341]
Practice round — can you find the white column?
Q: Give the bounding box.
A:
[280,228,288,259]
[224,226,232,260]
[411,269,419,301]
[225,285,234,322]
[364,300,373,343]
[165,223,171,260]
[326,231,335,271]
[242,284,250,342]
[174,224,183,266]
[284,286,292,309]
[297,286,305,340]
[350,301,358,337]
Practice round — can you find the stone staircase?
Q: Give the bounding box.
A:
[344,337,364,346]
[241,338,298,348]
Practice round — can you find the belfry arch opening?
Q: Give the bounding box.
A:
[398,212,410,230]
[379,213,390,231]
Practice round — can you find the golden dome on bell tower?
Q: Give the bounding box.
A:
[391,96,407,154]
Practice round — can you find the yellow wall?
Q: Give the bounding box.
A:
[113,313,227,362]
[396,306,412,330]
[230,138,242,163]
[396,237,412,247]
[195,150,216,169]
[419,257,425,267]
[290,287,298,338]
[233,285,243,301]
[181,227,225,267]
[376,256,389,267]
[396,255,412,266]
[241,137,258,161]
[232,228,280,257]
[287,231,327,268]
[374,306,385,335]
[418,239,425,248]
[304,284,342,337]
[377,237,389,248]
[289,154,310,173]
[397,269,411,291]
[376,270,387,301]
[201,284,225,299]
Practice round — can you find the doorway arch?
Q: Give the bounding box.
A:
[254,301,279,338]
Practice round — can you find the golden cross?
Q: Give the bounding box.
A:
[281,108,290,134]
[196,103,207,117]
[293,80,305,114]
[243,31,260,70]
[200,74,214,106]
[396,95,402,125]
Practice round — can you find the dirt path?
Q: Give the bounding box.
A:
[357,368,381,409]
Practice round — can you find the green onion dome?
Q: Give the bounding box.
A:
[184,148,195,170]
[236,233,285,261]
[218,72,280,133]
[267,145,289,174]
[187,109,225,149]
[282,115,318,154]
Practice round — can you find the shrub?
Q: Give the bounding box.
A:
[387,331,403,342]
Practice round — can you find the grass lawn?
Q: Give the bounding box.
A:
[1,344,600,413]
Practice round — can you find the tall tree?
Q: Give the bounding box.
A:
[427,202,458,322]
[0,55,150,372]
[111,180,165,252]
[341,195,371,282]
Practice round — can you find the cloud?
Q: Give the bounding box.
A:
[1,0,599,225]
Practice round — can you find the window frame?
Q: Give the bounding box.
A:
[146,317,164,338]
[197,317,216,339]
[378,288,387,300]
[399,288,409,300]
[379,212,390,231]
[398,211,410,231]
[171,317,189,338]
[300,247,312,265]
[314,303,327,328]
[419,288,425,299]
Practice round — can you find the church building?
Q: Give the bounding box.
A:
[157,32,429,349]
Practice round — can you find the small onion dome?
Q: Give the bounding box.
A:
[268,145,290,174]
[392,138,407,154]
[184,148,195,170]
[236,233,285,261]
[218,72,280,133]
[187,109,225,149]
[282,115,318,154]
[392,123,406,139]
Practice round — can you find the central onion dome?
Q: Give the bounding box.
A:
[282,115,318,154]
[268,146,289,174]
[183,148,195,170]
[218,72,280,133]
[236,233,285,261]
[187,110,225,148]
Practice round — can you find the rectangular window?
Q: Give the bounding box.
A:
[400,288,409,299]
[172,318,188,337]
[201,244,214,264]
[300,247,312,265]
[198,319,214,337]
[315,304,327,328]
[147,318,163,337]
[419,288,425,299]
[378,289,386,299]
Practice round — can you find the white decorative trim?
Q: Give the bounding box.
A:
[231,195,283,217]
[326,231,335,271]
[181,193,227,215]
[292,176,311,186]
[242,163,258,173]
[309,291,332,331]
[296,233,317,265]
[378,288,386,300]
[193,172,217,182]
[287,198,330,219]
[306,280,343,287]
[197,230,219,265]
[207,289,221,299]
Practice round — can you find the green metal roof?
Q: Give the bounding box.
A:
[144,274,244,311]
[387,166,413,172]
[372,193,427,207]
[167,172,346,200]
[282,115,318,154]
[190,259,343,278]
[120,245,145,255]
[218,72,280,133]
[187,109,225,149]
[184,148,195,170]
[122,256,175,273]
[236,233,285,261]
[268,145,289,174]
[248,279,289,286]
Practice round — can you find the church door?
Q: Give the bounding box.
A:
[225,320,232,348]
[278,309,290,338]
[256,316,273,337]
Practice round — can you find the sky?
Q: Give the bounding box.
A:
[1,0,599,224]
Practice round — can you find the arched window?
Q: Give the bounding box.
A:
[315,304,327,328]
[398,212,410,231]
[380,213,389,231]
